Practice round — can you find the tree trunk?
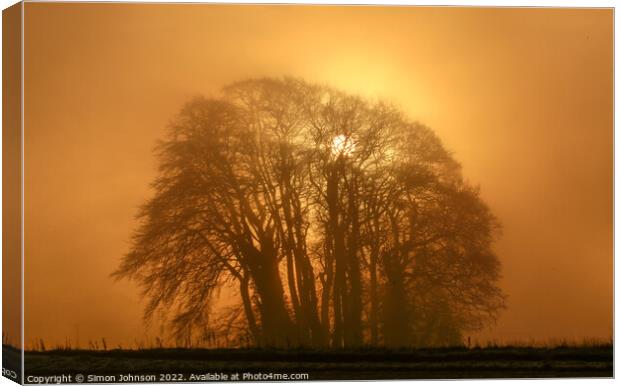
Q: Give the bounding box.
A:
[241,242,297,348]
[345,177,363,347]
[320,234,333,343]
[326,164,346,348]
[382,253,409,347]
[369,243,379,346]
[239,272,262,346]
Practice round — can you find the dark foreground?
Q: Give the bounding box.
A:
[23,345,612,382]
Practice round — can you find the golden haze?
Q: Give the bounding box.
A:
[20,4,612,347]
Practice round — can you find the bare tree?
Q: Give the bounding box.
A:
[114,77,505,349]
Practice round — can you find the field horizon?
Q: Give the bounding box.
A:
[16,341,613,381]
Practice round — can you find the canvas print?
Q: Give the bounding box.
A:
[2,2,613,383]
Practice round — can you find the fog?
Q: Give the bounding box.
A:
[22,4,612,347]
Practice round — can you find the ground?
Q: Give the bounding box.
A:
[14,344,612,382]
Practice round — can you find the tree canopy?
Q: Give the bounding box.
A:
[114,77,505,348]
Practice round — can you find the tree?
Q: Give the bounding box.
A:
[113,77,505,348]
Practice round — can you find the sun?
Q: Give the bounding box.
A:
[331,134,356,156]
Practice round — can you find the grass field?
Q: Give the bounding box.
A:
[19,343,613,381]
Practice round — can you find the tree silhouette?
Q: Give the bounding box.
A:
[113,77,505,348]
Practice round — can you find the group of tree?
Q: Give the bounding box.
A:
[114,77,505,349]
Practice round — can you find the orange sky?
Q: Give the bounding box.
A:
[22,4,612,348]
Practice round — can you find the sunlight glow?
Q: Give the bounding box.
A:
[331,134,355,156]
